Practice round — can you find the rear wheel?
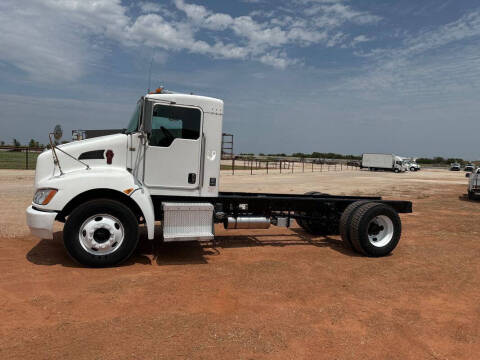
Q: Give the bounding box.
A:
[349,202,401,257]
[339,201,368,250]
[63,199,139,267]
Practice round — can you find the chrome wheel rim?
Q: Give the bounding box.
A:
[367,215,394,247]
[78,214,124,255]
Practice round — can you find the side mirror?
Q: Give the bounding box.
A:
[142,100,153,136]
[466,173,470,178]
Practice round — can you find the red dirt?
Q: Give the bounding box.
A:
[0,171,479,359]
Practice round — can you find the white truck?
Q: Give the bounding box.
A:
[466,168,480,200]
[26,89,412,267]
[362,153,405,173]
[407,161,420,172]
[403,158,420,171]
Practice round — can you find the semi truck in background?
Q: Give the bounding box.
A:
[26,88,412,267]
[362,153,406,173]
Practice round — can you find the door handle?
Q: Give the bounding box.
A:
[188,173,196,184]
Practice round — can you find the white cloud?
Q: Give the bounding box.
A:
[139,2,165,14]
[0,0,384,81]
[0,0,100,82]
[259,52,299,69]
[303,1,381,25]
[350,35,372,47]
[333,10,480,97]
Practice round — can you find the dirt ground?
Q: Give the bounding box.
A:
[0,168,479,359]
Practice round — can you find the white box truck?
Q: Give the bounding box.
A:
[362,153,405,173]
[25,88,412,267]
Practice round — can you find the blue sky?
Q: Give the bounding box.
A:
[1,0,480,158]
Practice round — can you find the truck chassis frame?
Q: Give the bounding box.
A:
[152,192,412,226]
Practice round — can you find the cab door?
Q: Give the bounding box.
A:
[143,103,203,190]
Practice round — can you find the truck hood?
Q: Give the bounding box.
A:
[35,134,128,187]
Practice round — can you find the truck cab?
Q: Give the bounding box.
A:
[406,160,420,172]
[127,92,223,197]
[27,91,222,260]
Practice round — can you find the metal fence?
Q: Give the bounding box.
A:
[0,146,45,170]
[223,156,361,175]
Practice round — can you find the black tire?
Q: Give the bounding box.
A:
[63,199,139,267]
[349,202,401,257]
[410,167,415,172]
[394,168,400,173]
[339,201,368,250]
[468,191,477,200]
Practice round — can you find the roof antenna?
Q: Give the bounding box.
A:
[147,55,154,94]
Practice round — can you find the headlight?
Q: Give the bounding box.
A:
[33,189,58,205]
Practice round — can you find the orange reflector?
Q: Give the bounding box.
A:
[155,87,163,94]
[42,189,58,205]
[123,188,134,195]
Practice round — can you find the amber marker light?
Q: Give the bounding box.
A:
[33,189,58,205]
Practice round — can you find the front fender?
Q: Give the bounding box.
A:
[33,168,156,240]
[130,187,155,240]
[36,168,140,210]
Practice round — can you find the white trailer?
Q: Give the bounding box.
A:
[26,89,412,267]
[362,153,405,173]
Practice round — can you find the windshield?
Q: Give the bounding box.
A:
[126,100,141,133]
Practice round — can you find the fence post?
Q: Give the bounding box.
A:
[292,161,294,173]
[280,161,282,174]
[232,157,235,175]
[302,159,304,172]
[250,160,253,175]
[26,147,29,169]
[266,161,269,174]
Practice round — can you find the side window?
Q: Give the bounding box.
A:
[149,104,201,147]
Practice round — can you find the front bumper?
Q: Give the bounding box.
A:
[26,206,58,239]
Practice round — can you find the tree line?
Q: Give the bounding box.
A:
[1,125,65,149]
[0,138,43,148]
[416,157,468,165]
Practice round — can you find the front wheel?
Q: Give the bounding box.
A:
[63,199,139,267]
[349,202,401,257]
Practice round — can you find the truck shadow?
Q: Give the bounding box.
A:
[26,231,154,267]
[458,194,479,202]
[213,229,360,258]
[26,228,359,268]
[142,225,361,266]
